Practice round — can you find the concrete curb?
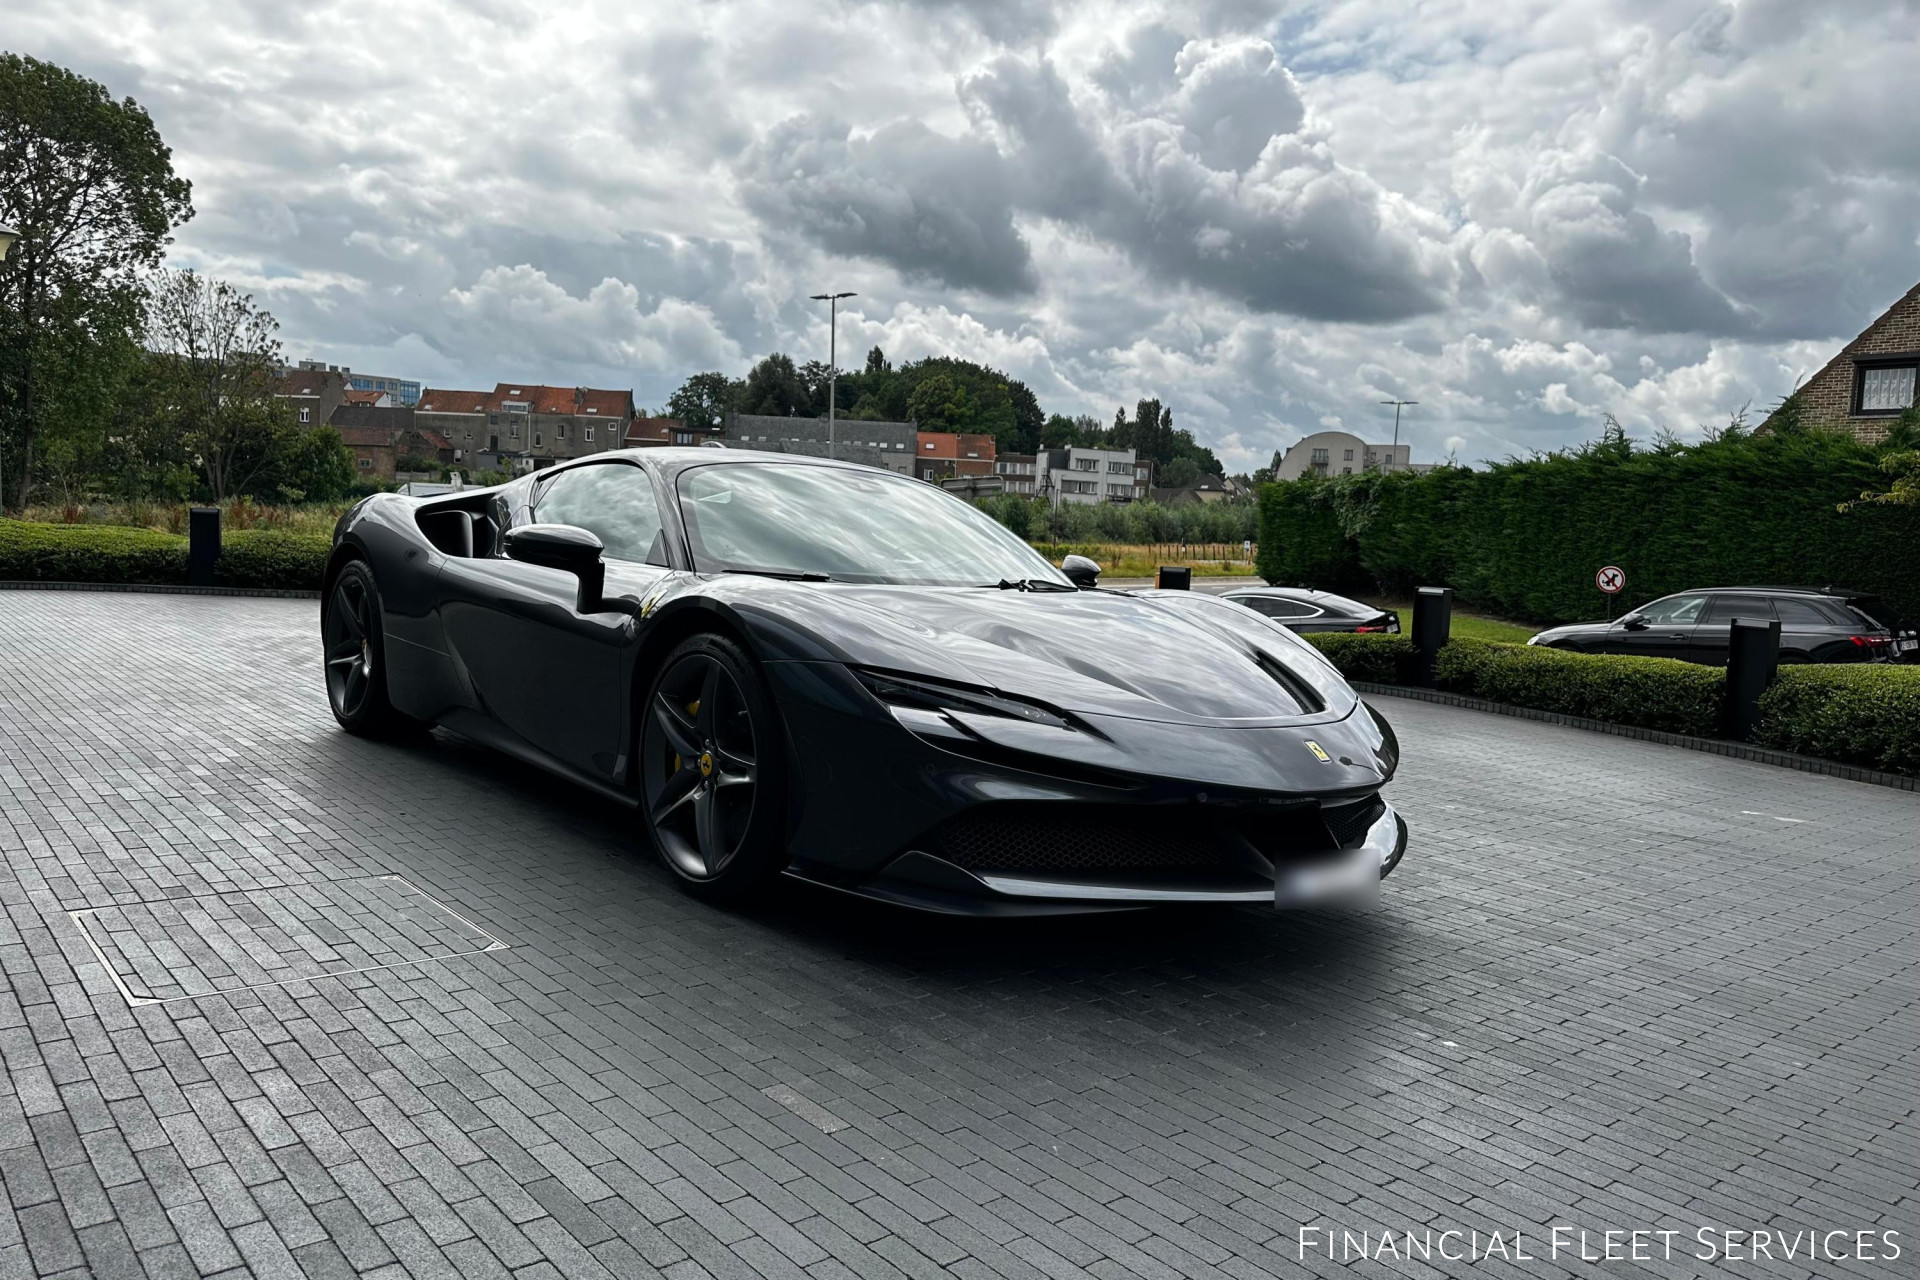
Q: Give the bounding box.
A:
[1354,681,1917,793]
[0,580,320,601]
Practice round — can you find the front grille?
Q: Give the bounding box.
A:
[1323,795,1387,848]
[936,808,1225,874]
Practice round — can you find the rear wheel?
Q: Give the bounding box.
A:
[640,633,788,902]
[323,561,412,736]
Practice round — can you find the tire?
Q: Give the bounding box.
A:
[638,633,789,902]
[322,560,414,737]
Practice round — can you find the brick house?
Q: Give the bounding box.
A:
[1772,282,1920,443]
[275,367,351,428]
[416,384,635,468]
[338,427,399,480]
[626,416,724,447]
[914,432,997,483]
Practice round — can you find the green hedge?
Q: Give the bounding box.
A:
[1303,633,1420,684]
[1757,666,1920,775]
[217,530,330,590]
[0,519,329,590]
[1256,430,1920,625]
[1433,639,1726,736]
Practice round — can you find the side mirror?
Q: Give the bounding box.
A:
[1621,613,1648,631]
[1061,554,1100,589]
[505,523,614,613]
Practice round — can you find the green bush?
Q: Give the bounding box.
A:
[1255,430,1920,624]
[217,530,330,589]
[0,518,328,590]
[0,519,188,584]
[1756,666,1920,775]
[1434,639,1725,736]
[1303,633,1419,684]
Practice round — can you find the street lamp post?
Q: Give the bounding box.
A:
[808,291,856,459]
[1380,399,1417,471]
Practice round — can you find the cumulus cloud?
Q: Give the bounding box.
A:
[5,0,1911,468]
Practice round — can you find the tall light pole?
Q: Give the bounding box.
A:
[1380,399,1417,471]
[809,291,856,459]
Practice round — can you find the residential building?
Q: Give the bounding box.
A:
[275,367,351,428]
[1038,446,1147,504]
[328,404,452,479]
[416,384,633,469]
[1767,282,1919,443]
[725,413,914,475]
[914,432,996,483]
[1274,431,1416,480]
[626,416,722,448]
[1151,476,1251,505]
[338,427,399,480]
[995,453,1037,496]
[295,360,422,407]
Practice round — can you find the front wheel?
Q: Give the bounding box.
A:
[639,633,789,902]
[323,561,414,736]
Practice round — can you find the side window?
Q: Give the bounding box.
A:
[1771,598,1831,626]
[1248,596,1314,619]
[535,464,668,566]
[1640,594,1706,624]
[1703,595,1773,624]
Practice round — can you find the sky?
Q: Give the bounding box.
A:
[9,0,1919,472]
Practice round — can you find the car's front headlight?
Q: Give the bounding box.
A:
[852,668,1077,737]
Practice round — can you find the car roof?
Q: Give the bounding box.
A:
[1682,586,1876,599]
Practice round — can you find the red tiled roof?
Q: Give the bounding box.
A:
[408,429,452,451]
[276,369,337,398]
[490,383,633,418]
[415,389,492,413]
[343,388,387,405]
[625,416,681,443]
[337,427,398,448]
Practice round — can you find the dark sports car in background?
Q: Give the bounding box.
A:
[324,449,1407,914]
[1221,587,1401,634]
[1526,586,1913,664]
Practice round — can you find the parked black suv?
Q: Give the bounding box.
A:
[1527,587,1914,664]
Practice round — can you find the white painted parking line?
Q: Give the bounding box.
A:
[1740,810,1808,824]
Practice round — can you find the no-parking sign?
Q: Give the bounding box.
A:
[1596,565,1625,594]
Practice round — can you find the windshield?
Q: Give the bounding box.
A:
[677,462,1071,587]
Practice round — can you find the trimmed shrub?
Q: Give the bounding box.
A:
[1255,430,1920,623]
[218,531,330,590]
[1434,639,1725,736]
[0,519,188,584]
[1303,633,1419,684]
[0,519,329,591]
[1756,666,1920,775]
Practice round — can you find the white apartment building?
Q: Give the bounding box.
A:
[1038,447,1148,504]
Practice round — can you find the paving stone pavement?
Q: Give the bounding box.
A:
[0,590,1915,1280]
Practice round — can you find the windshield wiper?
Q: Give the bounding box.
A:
[721,568,833,582]
[986,578,1079,593]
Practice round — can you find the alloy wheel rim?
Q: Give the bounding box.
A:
[643,653,757,879]
[324,578,374,716]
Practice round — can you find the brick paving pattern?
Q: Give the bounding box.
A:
[0,590,1914,1279]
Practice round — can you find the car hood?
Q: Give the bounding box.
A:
[717,580,1357,727]
[1531,621,1614,641]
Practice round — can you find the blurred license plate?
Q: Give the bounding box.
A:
[1900,639,1918,652]
[1275,849,1378,908]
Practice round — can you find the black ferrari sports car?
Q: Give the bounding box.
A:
[323,448,1407,913]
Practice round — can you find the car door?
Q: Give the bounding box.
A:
[1690,593,1775,665]
[1610,593,1707,658]
[438,461,672,781]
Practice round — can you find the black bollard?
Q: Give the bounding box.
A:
[1156,566,1192,590]
[1721,617,1781,741]
[1411,586,1453,686]
[189,507,221,587]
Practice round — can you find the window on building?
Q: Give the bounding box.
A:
[1061,479,1097,494]
[1310,448,1329,465]
[1075,458,1097,471]
[534,433,543,447]
[1343,449,1353,461]
[510,423,520,439]
[298,407,310,423]
[559,422,568,440]
[924,442,936,451]
[357,457,372,469]
[1108,461,1130,474]
[1857,362,1918,415]
[1343,467,1352,474]
[584,425,594,442]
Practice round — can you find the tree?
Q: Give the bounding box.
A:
[666,371,741,431]
[905,372,974,432]
[1840,407,1920,510]
[1159,456,1200,488]
[144,269,291,501]
[0,54,194,508]
[738,352,809,417]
